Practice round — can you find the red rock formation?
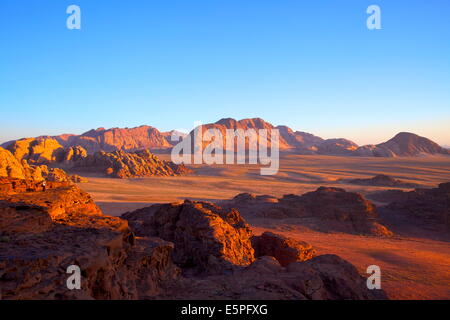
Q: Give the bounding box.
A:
[0,147,30,180]
[61,145,88,164]
[0,184,102,219]
[186,118,303,152]
[252,232,315,267]
[221,187,392,236]
[54,126,173,154]
[2,141,187,180]
[383,182,450,230]
[1,183,388,300]
[375,132,449,157]
[275,125,323,150]
[0,181,180,299]
[317,138,359,155]
[0,201,53,235]
[0,147,76,184]
[3,120,448,158]
[357,132,450,157]
[346,174,418,188]
[5,137,64,164]
[159,254,388,300]
[123,200,255,274]
[66,149,191,178]
[0,177,70,194]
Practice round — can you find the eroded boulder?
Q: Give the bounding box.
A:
[123,200,255,274]
[221,187,392,236]
[252,232,315,267]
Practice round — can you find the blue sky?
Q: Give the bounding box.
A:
[1,0,449,145]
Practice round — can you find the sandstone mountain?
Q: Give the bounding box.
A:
[159,254,387,300]
[171,118,450,157]
[275,125,324,150]
[54,125,174,154]
[2,119,448,158]
[122,199,387,299]
[317,138,359,155]
[184,117,324,152]
[0,146,28,180]
[356,132,450,157]
[62,149,191,178]
[2,126,176,155]
[1,137,190,179]
[5,137,64,164]
[373,132,449,157]
[0,147,78,183]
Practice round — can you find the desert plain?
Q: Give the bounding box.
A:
[78,154,450,300]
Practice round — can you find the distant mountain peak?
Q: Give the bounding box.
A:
[2,118,448,158]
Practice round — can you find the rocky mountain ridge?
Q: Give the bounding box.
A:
[3,118,448,158]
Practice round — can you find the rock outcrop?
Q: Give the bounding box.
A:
[0,180,180,300]
[345,174,418,188]
[0,184,102,219]
[221,187,392,236]
[66,149,191,178]
[123,200,255,274]
[275,125,324,150]
[0,201,53,235]
[2,138,185,179]
[381,182,450,230]
[317,138,359,156]
[160,254,388,300]
[374,132,450,157]
[123,200,387,300]
[252,232,316,267]
[1,182,388,300]
[0,147,29,180]
[53,126,173,154]
[70,174,88,183]
[0,177,71,194]
[356,132,450,157]
[0,147,76,183]
[61,145,88,164]
[4,137,64,164]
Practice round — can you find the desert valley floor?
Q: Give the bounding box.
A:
[78,154,450,300]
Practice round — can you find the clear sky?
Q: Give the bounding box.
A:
[1,0,449,146]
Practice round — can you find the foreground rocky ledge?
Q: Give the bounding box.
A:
[0,178,387,300]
